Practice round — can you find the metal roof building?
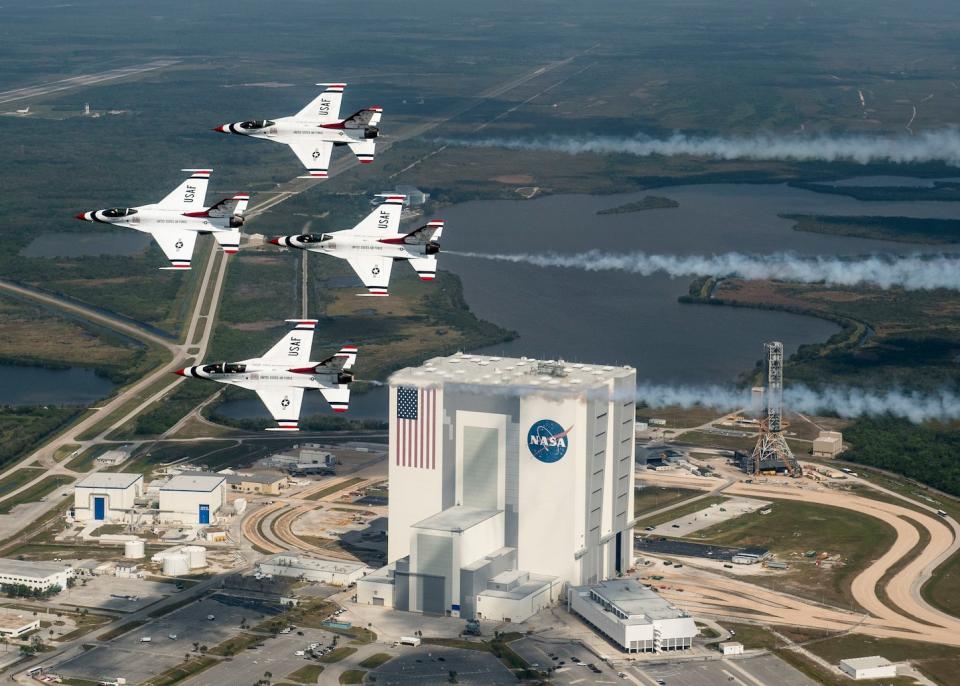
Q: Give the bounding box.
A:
[159,475,226,525]
[74,472,144,523]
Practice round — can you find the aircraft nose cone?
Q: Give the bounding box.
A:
[212,125,227,133]
[268,237,281,245]
[173,368,186,376]
[75,212,88,221]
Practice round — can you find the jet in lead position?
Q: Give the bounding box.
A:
[76,169,247,270]
[176,319,357,431]
[213,83,381,179]
[269,194,443,296]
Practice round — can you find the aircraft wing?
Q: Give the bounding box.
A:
[319,385,351,413]
[289,139,333,178]
[151,229,198,270]
[293,83,344,123]
[260,319,317,365]
[157,169,211,210]
[345,255,393,296]
[255,386,304,431]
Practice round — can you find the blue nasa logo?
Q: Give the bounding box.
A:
[527,419,571,463]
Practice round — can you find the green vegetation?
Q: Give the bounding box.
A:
[318,646,357,664]
[306,478,365,501]
[789,180,960,203]
[338,671,366,685]
[697,499,897,611]
[141,656,218,686]
[784,213,960,244]
[597,196,679,214]
[358,653,393,669]
[97,619,146,641]
[286,664,324,684]
[209,632,262,656]
[634,496,726,528]
[65,446,102,471]
[0,406,81,471]
[53,443,81,461]
[118,381,216,438]
[844,418,960,497]
[0,467,44,496]
[0,475,73,514]
[634,486,702,517]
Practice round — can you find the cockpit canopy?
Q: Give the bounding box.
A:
[238,120,275,130]
[101,208,137,218]
[202,362,246,374]
[299,233,333,244]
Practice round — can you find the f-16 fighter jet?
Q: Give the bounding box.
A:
[75,169,247,270]
[213,83,382,179]
[270,195,443,296]
[175,319,357,431]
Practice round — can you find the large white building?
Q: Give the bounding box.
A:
[358,354,636,620]
[839,656,898,680]
[73,473,144,523]
[568,580,697,652]
[159,475,226,525]
[257,555,368,585]
[0,559,73,594]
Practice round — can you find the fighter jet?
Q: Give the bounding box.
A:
[175,319,358,431]
[213,83,382,178]
[75,169,247,270]
[269,194,443,296]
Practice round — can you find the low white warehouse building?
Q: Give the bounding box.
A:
[568,580,697,653]
[159,475,226,525]
[0,611,40,638]
[73,472,143,523]
[257,555,367,585]
[0,559,73,594]
[839,656,897,680]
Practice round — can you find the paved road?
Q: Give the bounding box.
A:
[0,60,180,106]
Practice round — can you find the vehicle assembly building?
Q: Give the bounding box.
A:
[358,353,636,620]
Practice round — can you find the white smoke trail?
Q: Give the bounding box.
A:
[634,383,960,423]
[450,250,960,291]
[442,129,960,166]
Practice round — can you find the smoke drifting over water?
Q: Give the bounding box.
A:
[443,129,960,166]
[634,383,960,423]
[451,250,960,291]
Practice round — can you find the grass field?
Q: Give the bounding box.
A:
[209,632,262,656]
[0,475,73,514]
[0,466,44,495]
[634,496,727,529]
[306,478,365,501]
[634,486,703,517]
[357,653,393,669]
[318,646,356,664]
[338,671,365,685]
[286,664,324,684]
[697,499,897,611]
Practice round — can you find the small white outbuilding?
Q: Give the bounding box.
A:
[839,656,897,680]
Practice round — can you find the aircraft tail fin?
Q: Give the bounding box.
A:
[212,229,242,255]
[342,106,382,129]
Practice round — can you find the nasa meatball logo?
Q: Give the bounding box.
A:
[527,419,571,463]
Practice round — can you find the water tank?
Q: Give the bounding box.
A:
[124,539,145,559]
[233,498,247,515]
[162,553,189,577]
[183,545,207,569]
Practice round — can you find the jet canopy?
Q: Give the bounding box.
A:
[101,208,137,218]
[202,362,246,374]
[238,120,275,130]
[299,233,333,244]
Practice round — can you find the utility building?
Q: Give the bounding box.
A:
[159,475,226,525]
[813,431,844,458]
[358,354,636,620]
[73,473,144,522]
[0,559,73,594]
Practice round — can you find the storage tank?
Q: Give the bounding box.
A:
[162,553,189,577]
[183,545,207,569]
[124,539,145,559]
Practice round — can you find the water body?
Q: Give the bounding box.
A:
[21,232,150,258]
[0,364,116,405]
[440,182,944,385]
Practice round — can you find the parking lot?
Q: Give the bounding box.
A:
[58,576,175,612]
[371,645,516,686]
[54,596,289,684]
[634,654,818,686]
[510,637,621,685]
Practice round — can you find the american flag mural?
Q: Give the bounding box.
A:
[396,386,437,469]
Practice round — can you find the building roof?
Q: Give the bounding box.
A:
[0,558,71,579]
[412,506,501,533]
[575,579,689,623]
[0,610,38,630]
[76,472,142,489]
[479,573,556,601]
[262,555,366,574]
[162,474,225,492]
[840,656,894,669]
[227,473,286,485]
[390,353,634,394]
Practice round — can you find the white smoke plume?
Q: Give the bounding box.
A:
[635,383,960,423]
[442,129,960,166]
[451,250,960,291]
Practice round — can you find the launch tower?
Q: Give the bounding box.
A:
[750,342,802,477]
